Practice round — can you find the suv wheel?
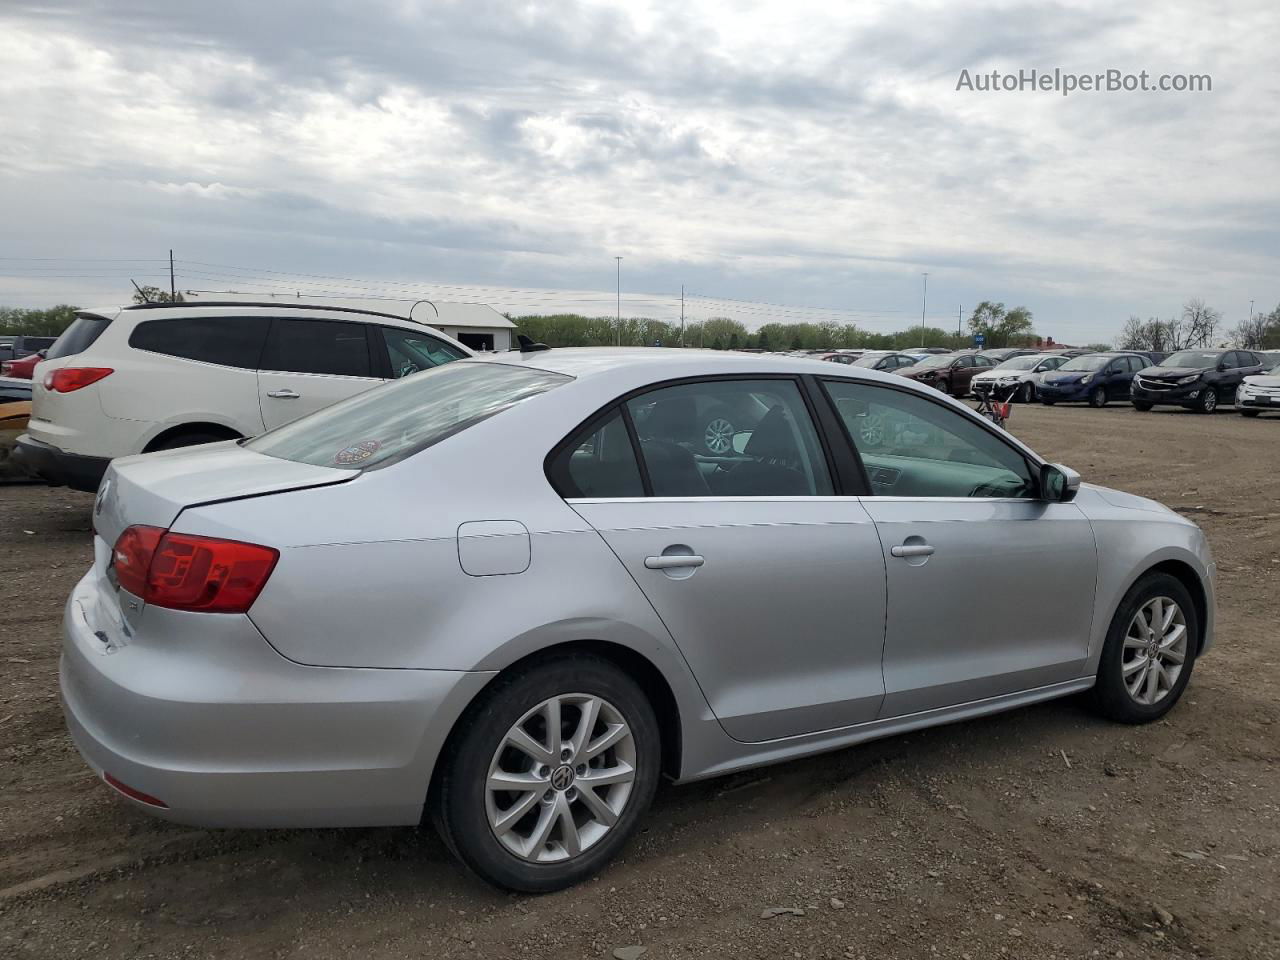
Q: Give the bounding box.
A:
[1131,400,1154,412]
[1196,389,1218,414]
[1240,409,1260,418]
[1089,572,1197,723]
[433,655,660,892]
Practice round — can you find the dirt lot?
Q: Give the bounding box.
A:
[2,403,1278,960]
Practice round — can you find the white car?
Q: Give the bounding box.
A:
[970,353,1072,404]
[16,302,471,491]
[1236,362,1280,417]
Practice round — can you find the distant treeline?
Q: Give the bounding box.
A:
[0,304,79,337]
[511,314,978,351]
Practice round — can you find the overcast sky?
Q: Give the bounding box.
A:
[1,0,1277,342]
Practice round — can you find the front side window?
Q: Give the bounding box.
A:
[129,316,269,369]
[380,327,468,378]
[249,361,570,469]
[824,380,1035,499]
[625,379,833,497]
[260,318,373,377]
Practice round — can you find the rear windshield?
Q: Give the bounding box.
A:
[45,313,112,360]
[247,361,571,469]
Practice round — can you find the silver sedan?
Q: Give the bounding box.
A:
[62,348,1215,891]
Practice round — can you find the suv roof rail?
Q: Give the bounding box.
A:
[122,301,416,322]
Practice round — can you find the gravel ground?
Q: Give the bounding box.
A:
[1,402,1278,959]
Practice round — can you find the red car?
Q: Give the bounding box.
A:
[0,350,44,380]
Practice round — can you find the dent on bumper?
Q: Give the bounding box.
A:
[60,573,494,827]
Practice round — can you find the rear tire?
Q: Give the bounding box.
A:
[1131,400,1154,411]
[1088,386,1108,408]
[433,655,661,892]
[1089,572,1197,724]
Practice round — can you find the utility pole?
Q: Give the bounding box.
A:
[920,272,929,347]
[169,249,176,301]
[615,256,622,346]
[680,285,685,347]
[957,303,962,337]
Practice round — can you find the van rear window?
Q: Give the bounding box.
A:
[247,361,571,469]
[46,313,112,360]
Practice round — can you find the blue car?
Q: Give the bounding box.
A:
[1038,352,1151,407]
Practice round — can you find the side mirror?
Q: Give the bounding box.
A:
[1040,463,1081,503]
[1217,362,1227,372]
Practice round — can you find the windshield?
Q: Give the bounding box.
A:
[993,355,1041,371]
[1059,355,1111,372]
[911,355,955,369]
[851,354,889,368]
[1163,351,1221,368]
[248,361,571,469]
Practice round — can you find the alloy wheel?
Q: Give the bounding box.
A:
[703,418,735,455]
[859,413,885,446]
[1121,596,1188,706]
[1201,390,1217,413]
[485,694,637,863]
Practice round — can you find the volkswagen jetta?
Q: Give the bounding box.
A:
[62,349,1215,891]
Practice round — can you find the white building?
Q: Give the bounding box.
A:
[184,292,516,352]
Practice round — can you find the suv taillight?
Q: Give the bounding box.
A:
[44,367,114,392]
[111,524,279,613]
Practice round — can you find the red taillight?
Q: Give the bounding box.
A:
[0,362,11,376]
[103,772,168,808]
[110,525,278,613]
[44,367,113,392]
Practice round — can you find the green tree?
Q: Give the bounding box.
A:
[0,304,80,337]
[967,301,1035,348]
[131,285,185,304]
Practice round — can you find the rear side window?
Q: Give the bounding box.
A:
[260,319,372,377]
[248,361,571,469]
[45,313,112,360]
[129,316,269,369]
[548,408,645,498]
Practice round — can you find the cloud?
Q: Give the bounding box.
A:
[0,0,1277,339]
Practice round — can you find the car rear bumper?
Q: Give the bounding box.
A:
[60,570,494,828]
[14,434,110,492]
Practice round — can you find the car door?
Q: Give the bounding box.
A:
[821,378,1098,716]
[257,318,383,429]
[558,377,888,743]
[1223,352,1256,397]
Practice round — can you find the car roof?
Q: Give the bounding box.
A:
[108,301,443,333]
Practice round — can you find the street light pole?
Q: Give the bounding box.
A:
[920,272,928,348]
[615,256,623,346]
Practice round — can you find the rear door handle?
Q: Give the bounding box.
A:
[267,389,300,399]
[890,544,935,558]
[644,555,705,570]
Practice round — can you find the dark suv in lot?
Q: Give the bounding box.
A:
[1036,352,1150,407]
[1131,349,1266,413]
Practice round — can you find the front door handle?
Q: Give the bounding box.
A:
[267,389,300,399]
[890,543,935,558]
[644,554,705,570]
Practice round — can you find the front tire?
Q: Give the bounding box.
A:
[1088,386,1108,408]
[1089,572,1197,724]
[1240,409,1260,418]
[1131,400,1154,412]
[434,655,660,892]
[1019,382,1035,404]
[1196,389,1218,414]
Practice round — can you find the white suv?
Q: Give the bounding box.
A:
[16,302,472,491]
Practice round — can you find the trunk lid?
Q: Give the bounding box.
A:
[93,440,356,548]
